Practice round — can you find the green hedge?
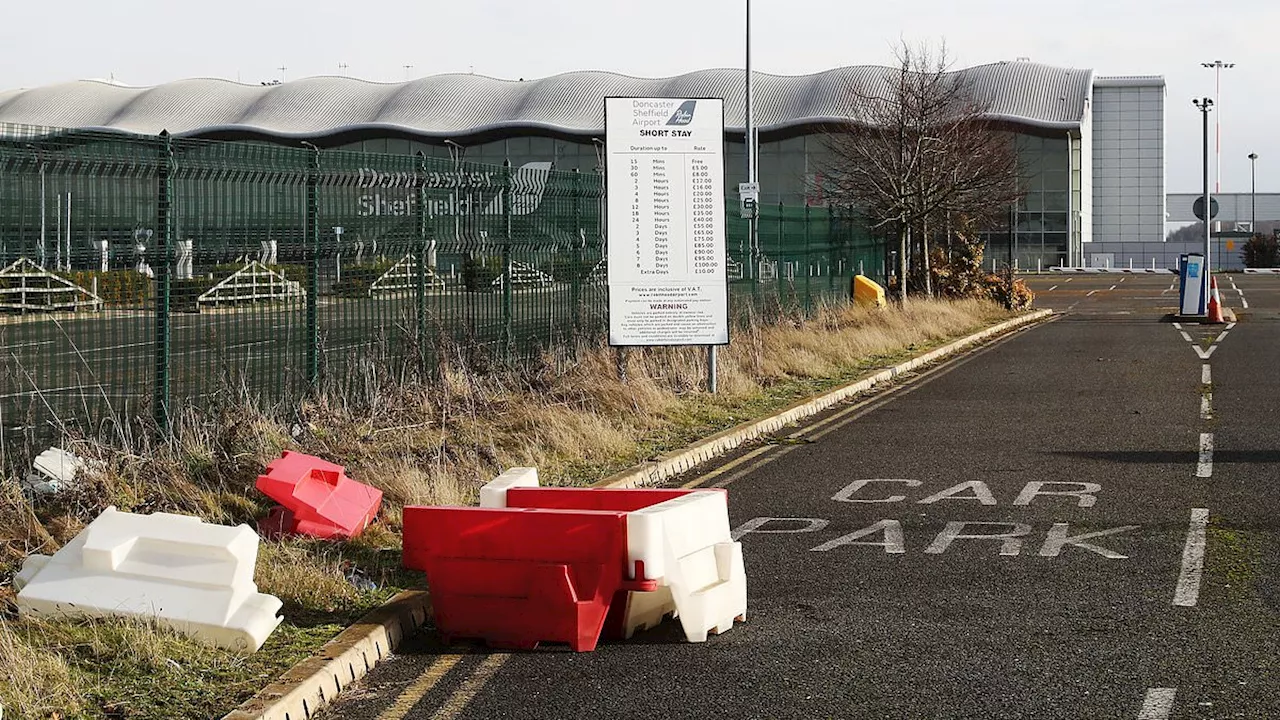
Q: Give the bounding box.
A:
[461,255,502,292]
[332,262,394,298]
[61,270,152,306]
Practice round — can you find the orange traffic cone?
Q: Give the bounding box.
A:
[1207,275,1225,323]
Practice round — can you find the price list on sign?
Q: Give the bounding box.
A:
[605,97,728,347]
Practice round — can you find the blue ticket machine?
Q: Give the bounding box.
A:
[1179,252,1205,316]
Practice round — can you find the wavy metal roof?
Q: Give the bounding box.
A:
[0,62,1094,141]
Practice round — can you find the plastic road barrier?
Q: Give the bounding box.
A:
[15,506,283,652]
[403,473,747,651]
[504,487,746,641]
[23,447,89,496]
[256,451,382,539]
[853,275,887,308]
[478,466,540,508]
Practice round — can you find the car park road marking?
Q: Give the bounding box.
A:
[434,654,510,720]
[375,654,465,720]
[1196,434,1213,477]
[738,517,1139,559]
[1173,509,1210,607]
[1138,688,1177,719]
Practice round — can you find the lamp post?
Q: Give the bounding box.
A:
[1201,60,1234,193]
[1194,97,1214,312]
[1249,152,1258,235]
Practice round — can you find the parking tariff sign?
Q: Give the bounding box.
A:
[605,97,728,346]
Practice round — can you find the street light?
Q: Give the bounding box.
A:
[1194,97,1214,313]
[1201,60,1235,193]
[1249,152,1259,235]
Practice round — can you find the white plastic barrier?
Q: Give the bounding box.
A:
[23,447,89,496]
[15,506,283,652]
[623,490,747,642]
[478,467,539,508]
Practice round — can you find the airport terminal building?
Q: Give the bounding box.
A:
[0,61,1166,269]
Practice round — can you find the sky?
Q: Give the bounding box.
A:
[2,0,1277,194]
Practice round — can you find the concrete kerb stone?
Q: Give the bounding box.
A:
[221,307,1052,720]
[596,308,1053,490]
[220,590,430,720]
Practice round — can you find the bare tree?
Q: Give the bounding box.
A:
[820,41,1024,301]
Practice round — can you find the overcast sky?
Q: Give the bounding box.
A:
[3,0,1277,194]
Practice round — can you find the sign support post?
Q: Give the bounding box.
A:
[605,98,729,393]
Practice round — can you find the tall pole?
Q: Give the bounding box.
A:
[1195,98,1213,312]
[1202,60,1234,193]
[745,0,756,270]
[1249,152,1258,234]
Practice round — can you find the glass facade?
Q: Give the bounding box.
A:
[337,128,1076,270]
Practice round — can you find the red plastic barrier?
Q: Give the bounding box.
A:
[256,451,382,540]
[504,487,694,513]
[403,506,655,652]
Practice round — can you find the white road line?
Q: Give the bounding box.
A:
[0,384,99,399]
[1048,285,1059,291]
[1202,364,1211,385]
[1200,393,1212,420]
[1173,509,1210,607]
[1138,688,1177,719]
[1226,322,1236,330]
[82,340,155,354]
[1109,284,1118,291]
[1179,331,1193,343]
[1087,290,1098,296]
[1241,297,1250,308]
[1196,433,1214,478]
[1214,331,1229,344]
[1065,278,1073,282]
[1172,323,1182,330]
[3,340,56,350]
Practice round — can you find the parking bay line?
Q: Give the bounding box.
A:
[1196,433,1213,478]
[1173,508,1210,607]
[1138,688,1177,719]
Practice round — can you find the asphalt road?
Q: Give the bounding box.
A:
[318,272,1279,720]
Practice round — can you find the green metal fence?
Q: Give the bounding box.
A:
[0,124,884,446]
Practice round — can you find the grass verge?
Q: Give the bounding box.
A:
[1,297,1020,719]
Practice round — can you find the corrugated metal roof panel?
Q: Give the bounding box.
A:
[0,62,1094,140]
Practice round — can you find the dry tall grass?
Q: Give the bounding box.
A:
[0,296,1013,718]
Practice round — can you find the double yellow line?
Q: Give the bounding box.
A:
[376,317,1046,716]
[375,652,510,720]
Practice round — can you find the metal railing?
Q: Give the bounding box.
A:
[0,124,884,444]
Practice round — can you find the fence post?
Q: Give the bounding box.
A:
[501,159,513,358]
[305,144,320,386]
[154,130,174,432]
[416,152,429,370]
[571,168,582,342]
[804,203,812,312]
[827,206,837,293]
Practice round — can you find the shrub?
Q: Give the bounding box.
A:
[1242,234,1279,268]
[461,254,503,292]
[986,271,1036,311]
[332,262,394,297]
[61,270,152,306]
[170,277,217,312]
[539,255,590,284]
